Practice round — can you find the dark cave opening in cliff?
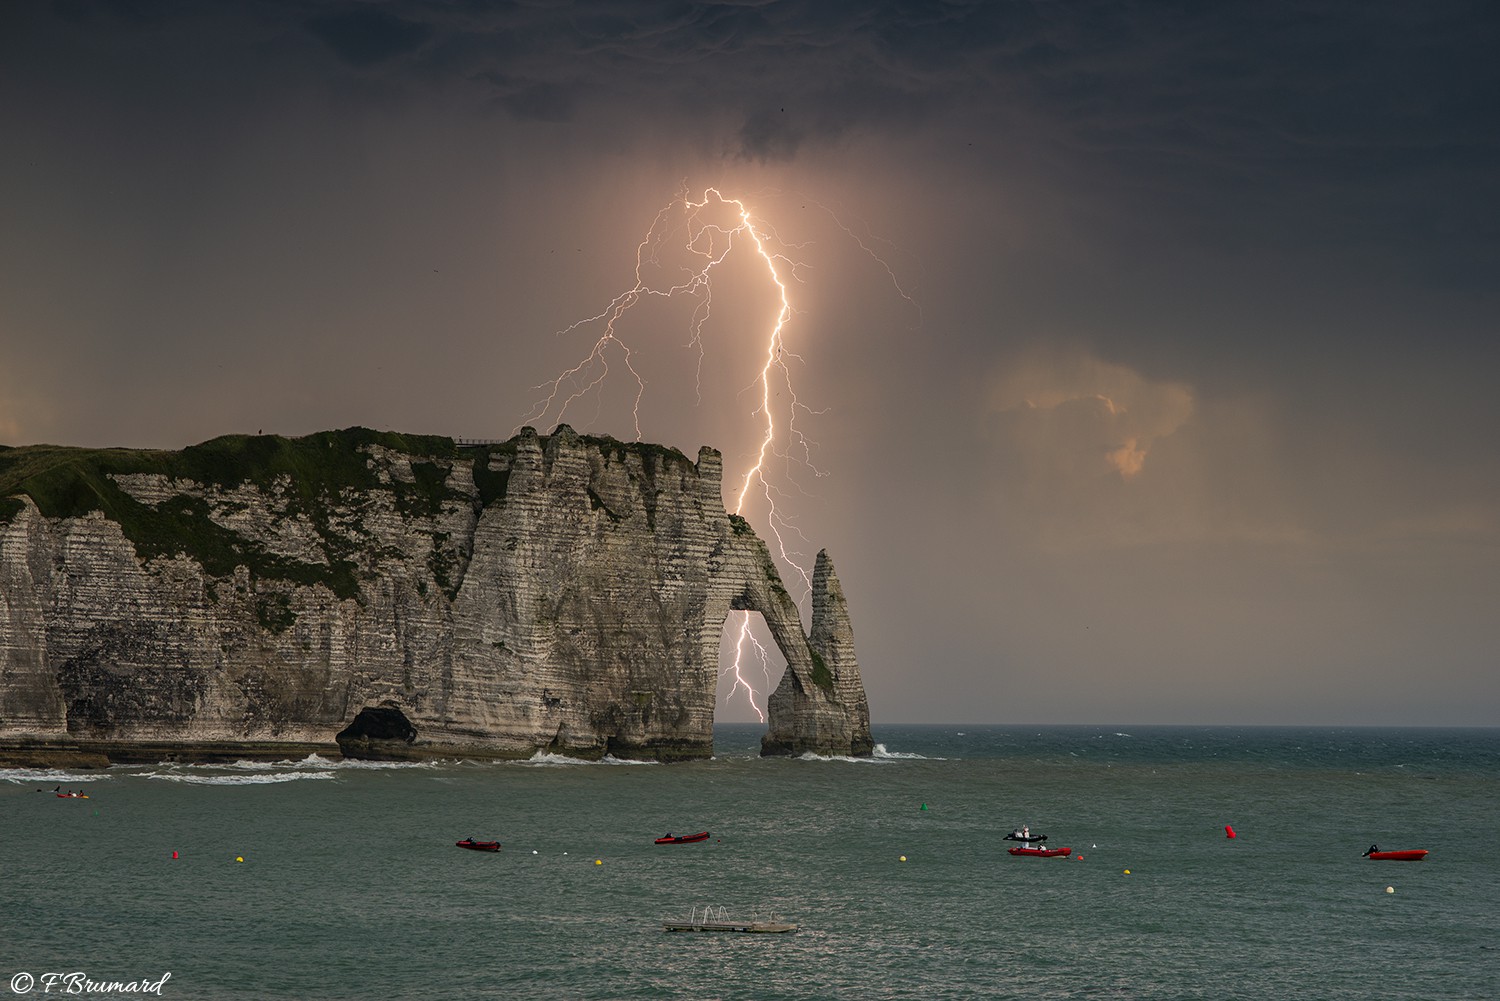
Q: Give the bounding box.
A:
[715,610,780,728]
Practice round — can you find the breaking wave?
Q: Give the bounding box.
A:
[873,743,938,760]
[796,752,888,764]
[198,754,438,772]
[794,743,940,764]
[0,768,112,785]
[517,752,659,767]
[144,770,339,785]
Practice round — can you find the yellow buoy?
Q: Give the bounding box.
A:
[1123,869,1130,875]
[235,856,244,863]
[595,859,602,865]
[899,856,907,862]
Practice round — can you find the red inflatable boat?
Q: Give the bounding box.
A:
[655,832,710,844]
[1362,845,1427,861]
[1003,826,1070,857]
[1006,845,1073,857]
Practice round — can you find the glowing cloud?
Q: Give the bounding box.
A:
[1106,437,1148,479]
[990,345,1194,482]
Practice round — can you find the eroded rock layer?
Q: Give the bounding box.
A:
[0,427,871,765]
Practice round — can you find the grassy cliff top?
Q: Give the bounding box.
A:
[0,429,479,597]
[0,428,461,523]
[0,426,694,520]
[0,425,716,623]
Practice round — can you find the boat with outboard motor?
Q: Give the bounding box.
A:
[1004,825,1071,857]
[655,832,710,844]
[455,838,501,852]
[1363,845,1427,861]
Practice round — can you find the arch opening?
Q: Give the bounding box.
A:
[714,610,780,735]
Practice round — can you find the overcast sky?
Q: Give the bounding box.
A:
[3,0,1496,726]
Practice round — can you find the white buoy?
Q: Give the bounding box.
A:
[1386,886,1395,894]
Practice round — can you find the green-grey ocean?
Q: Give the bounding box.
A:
[4,725,1498,1000]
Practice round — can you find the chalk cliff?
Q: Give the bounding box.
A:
[0,427,872,766]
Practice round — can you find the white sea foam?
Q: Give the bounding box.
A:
[873,743,939,760]
[796,751,887,764]
[0,768,112,785]
[265,753,437,771]
[144,770,338,785]
[160,753,438,772]
[516,751,659,767]
[793,743,943,763]
[199,759,277,771]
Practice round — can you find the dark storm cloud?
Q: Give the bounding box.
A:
[304,7,434,67]
[493,77,579,124]
[1011,3,1500,238]
[27,0,1496,189]
[235,0,1499,246]
[273,0,1006,152]
[46,0,188,27]
[736,108,803,162]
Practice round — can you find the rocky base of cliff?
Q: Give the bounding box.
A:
[0,734,720,768]
[0,738,341,769]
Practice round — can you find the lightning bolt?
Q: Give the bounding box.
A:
[525,183,916,722]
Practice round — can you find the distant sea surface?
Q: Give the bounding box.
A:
[4,725,1498,1000]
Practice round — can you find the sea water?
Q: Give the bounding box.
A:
[3,725,1497,1000]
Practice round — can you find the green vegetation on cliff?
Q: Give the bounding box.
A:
[0,429,465,599]
[582,432,689,470]
[809,648,836,692]
[0,427,704,604]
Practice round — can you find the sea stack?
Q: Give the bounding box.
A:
[761,550,874,757]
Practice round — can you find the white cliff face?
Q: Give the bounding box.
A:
[0,427,871,765]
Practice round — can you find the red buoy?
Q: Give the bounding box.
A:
[1225,825,1236,839]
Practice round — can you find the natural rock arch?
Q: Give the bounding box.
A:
[0,425,872,766]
